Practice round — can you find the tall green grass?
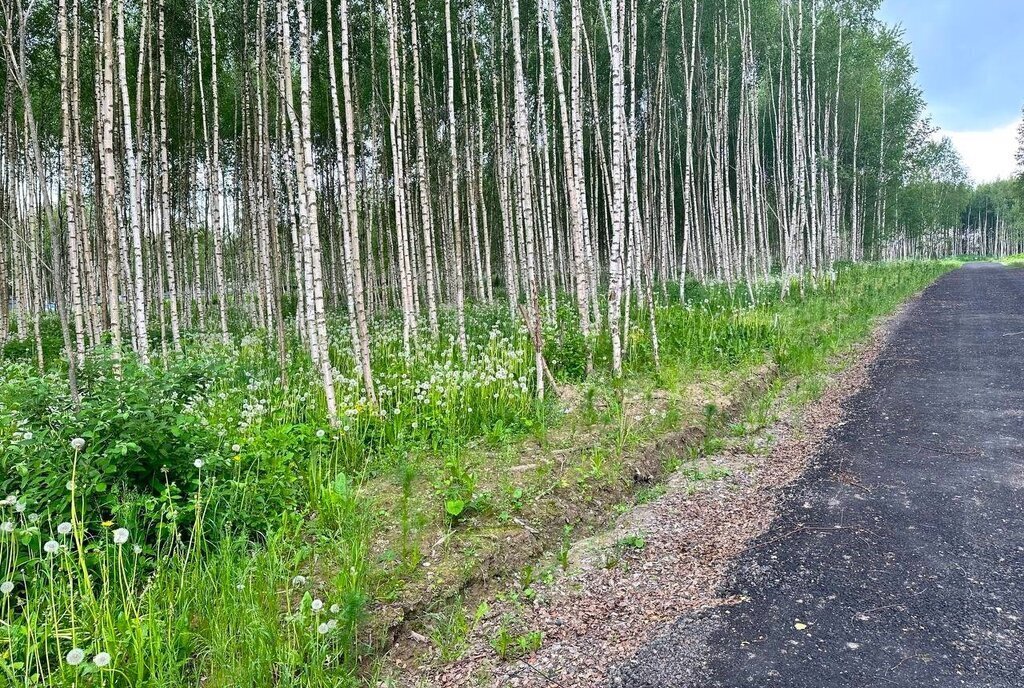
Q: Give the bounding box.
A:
[0,260,956,686]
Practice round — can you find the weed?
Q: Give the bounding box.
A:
[427,601,470,662]
[557,525,573,570]
[635,483,667,505]
[490,619,543,661]
[680,464,733,495]
[615,534,647,552]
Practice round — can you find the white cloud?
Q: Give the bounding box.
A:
[937,119,1021,184]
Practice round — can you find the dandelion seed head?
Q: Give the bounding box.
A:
[231,443,241,453]
[330,603,341,614]
[57,522,73,535]
[193,459,204,469]
[0,581,13,595]
[132,544,143,555]
[43,540,60,554]
[0,522,14,533]
[317,622,330,634]
[311,598,324,612]
[65,648,85,666]
[70,437,86,451]
[112,528,130,545]
[92,652,111,668]
[291,575,306,588]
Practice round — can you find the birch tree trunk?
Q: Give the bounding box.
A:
[406,0,439,340]
[607,0,627,377]
[545,0,592,370]
[116,0,148,360]
[58,0,86,364]
[510,0,546,396]
[445,0,468,359]
[99,0,123,370]
[337,0,377,406]
[207,1,230,343]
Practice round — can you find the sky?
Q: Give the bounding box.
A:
[879,0,1024,184]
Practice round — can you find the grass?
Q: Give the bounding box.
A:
[0,260,957,685]
[1001,253,1024,268]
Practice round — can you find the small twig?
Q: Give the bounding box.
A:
[857,588,927,617]
[896,441,979,457]
[513,517,539,536]
[517,659,564,686]
[517,304,561,399]
[431,530,455,557]
[837,472,874,493]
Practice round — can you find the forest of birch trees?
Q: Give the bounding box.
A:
[0,0,991,403]
[8,0,1024,682]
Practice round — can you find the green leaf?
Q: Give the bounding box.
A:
[445,499,465,517]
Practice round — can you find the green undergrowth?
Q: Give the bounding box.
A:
[0,260,957,686]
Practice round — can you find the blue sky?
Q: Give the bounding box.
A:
[879,0,1024,182]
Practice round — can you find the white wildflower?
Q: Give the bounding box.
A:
[317,622,330,635]
[43,540,60,554]
[92,652,111,668]
[316,429,326,439]
[231,444,241,453]
[0,581,13,595]
[65,648,85,666]
[57,522,73,536]
[311,598,324,612]
[70,437,86,451]
[330,603,341,614]
[132,544,143,555]
[193,459,204,469]
[112,528,130,545]
[22,432,33,441]
[0,522,14,533]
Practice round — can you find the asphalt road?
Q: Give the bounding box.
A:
[611,263,1024,687]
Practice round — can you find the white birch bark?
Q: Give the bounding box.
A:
[510,0,545,396]
[206,1,229,343]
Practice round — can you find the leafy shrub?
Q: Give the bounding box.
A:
[1,356,219,529]
[1,317,66,364]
